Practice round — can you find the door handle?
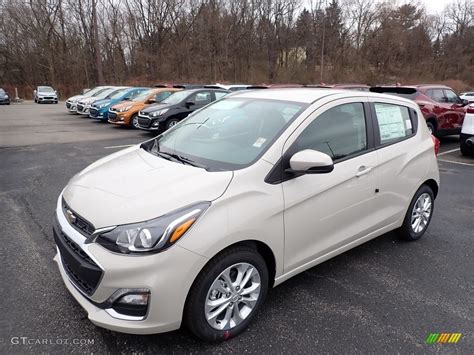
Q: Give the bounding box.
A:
[356,166,372,177]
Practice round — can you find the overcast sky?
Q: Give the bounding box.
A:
[419,0,454,13]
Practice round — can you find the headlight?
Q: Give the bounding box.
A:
[96,202,210,254]
[151,108,169,117]
[119,105,133,112]
[4,95,8,98]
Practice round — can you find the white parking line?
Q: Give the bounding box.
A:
[438,148,460,156]
[438,159,474,167]
[104,144,135,149]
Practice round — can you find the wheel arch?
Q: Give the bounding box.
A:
[422,178,439,199]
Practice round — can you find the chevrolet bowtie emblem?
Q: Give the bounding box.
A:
[66,209,77,224]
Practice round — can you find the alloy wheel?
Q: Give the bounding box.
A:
[205,263,261,331]
[411,192,432,233]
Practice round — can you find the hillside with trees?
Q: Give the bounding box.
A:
[0,0,472,98]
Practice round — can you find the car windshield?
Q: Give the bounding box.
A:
[161,91,189,105]
[132,89,153,102]
[39,86,54,92]
[110,89,131,100]
[102,88,125,99]
[142,98,307,171]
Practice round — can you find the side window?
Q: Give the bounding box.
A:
[444,90,460,104]
[374,103,414,145]
[215,91,228,100]
[128,89,143,99]
[428,89,446,102]
[292,103,367,161]
[155,91,172,102]
[193,92,212,104]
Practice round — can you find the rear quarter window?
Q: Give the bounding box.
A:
[373,103,415,145]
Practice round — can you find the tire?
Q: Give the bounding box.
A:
[460,143,472,156]
[397,185,434,241]
[130,114,139,128]
[184,246,269,342]
[165,118,180,130]
[426,121,436,135]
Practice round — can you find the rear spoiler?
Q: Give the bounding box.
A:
[370,87,417,95]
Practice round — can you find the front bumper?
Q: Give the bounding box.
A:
[37,96,58,102]
[53,195,208,334]
[77,104,91,115]
[108,111,129,125]
[89,107,108,120]
[137,115,161,131]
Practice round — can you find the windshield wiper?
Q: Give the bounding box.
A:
[157,151,208,170]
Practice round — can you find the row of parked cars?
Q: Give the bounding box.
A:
[62,82,474,155]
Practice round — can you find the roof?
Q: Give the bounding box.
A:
[229,88,417,106]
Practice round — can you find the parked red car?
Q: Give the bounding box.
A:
[370,85,468,136]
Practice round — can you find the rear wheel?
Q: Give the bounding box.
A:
[397,185,434,241]
[184,246,269,342]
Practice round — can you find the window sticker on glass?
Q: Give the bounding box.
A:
[253,137,266,148]
[375,104,408,142]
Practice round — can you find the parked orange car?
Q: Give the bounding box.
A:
[108,88,181,128]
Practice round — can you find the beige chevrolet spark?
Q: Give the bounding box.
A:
[53,89,439,341]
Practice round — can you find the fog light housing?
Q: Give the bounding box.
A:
[152,122,159,127]
[106,289,150,319]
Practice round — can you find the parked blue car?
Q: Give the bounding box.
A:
[89,87,149,121]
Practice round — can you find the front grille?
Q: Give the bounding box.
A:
[90,108,98,116]
[43,96,53,100]
[66,102,71,109]
[77,104,84,111]
[108,112,117,121]
[138,117,151,128]
[53,222,103,296]
[62,199,95,236]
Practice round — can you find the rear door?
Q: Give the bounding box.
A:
[425,89,450,129]
[370,100,425,227]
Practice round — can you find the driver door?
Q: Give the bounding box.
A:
[282,99,379,272]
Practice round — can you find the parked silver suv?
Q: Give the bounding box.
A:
[34,86,58,104]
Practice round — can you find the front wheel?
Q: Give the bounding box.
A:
[131,114,139,128]
[397,185,434,241]
[184,246,269,342]
[166,118,180,130]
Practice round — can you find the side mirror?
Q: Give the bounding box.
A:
[185,101,195,108]
[147,98,156,104]
[288,149,334,174]
[461,99,469,106]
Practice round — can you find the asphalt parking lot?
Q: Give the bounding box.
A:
[0,102,473,354]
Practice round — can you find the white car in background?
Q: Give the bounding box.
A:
[76,87,127,116]
[460,92,474,103]
[66,86,113,114]
[53,89,439,341]
[34,86,58,104]
[460,103,474,156]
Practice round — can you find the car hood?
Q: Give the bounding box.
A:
[80,97,101,104]
[141,103,173,113]
[63,145,233,228]
[93,98,113,107]
[112,100,136,110]
[68,95,84,102]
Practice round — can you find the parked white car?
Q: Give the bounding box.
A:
[76,87,127,116]
[34,86,58,104]
[460,103,474,155]
[460,92,474,103]
[53,89,439,341]
[66,86,113,113]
